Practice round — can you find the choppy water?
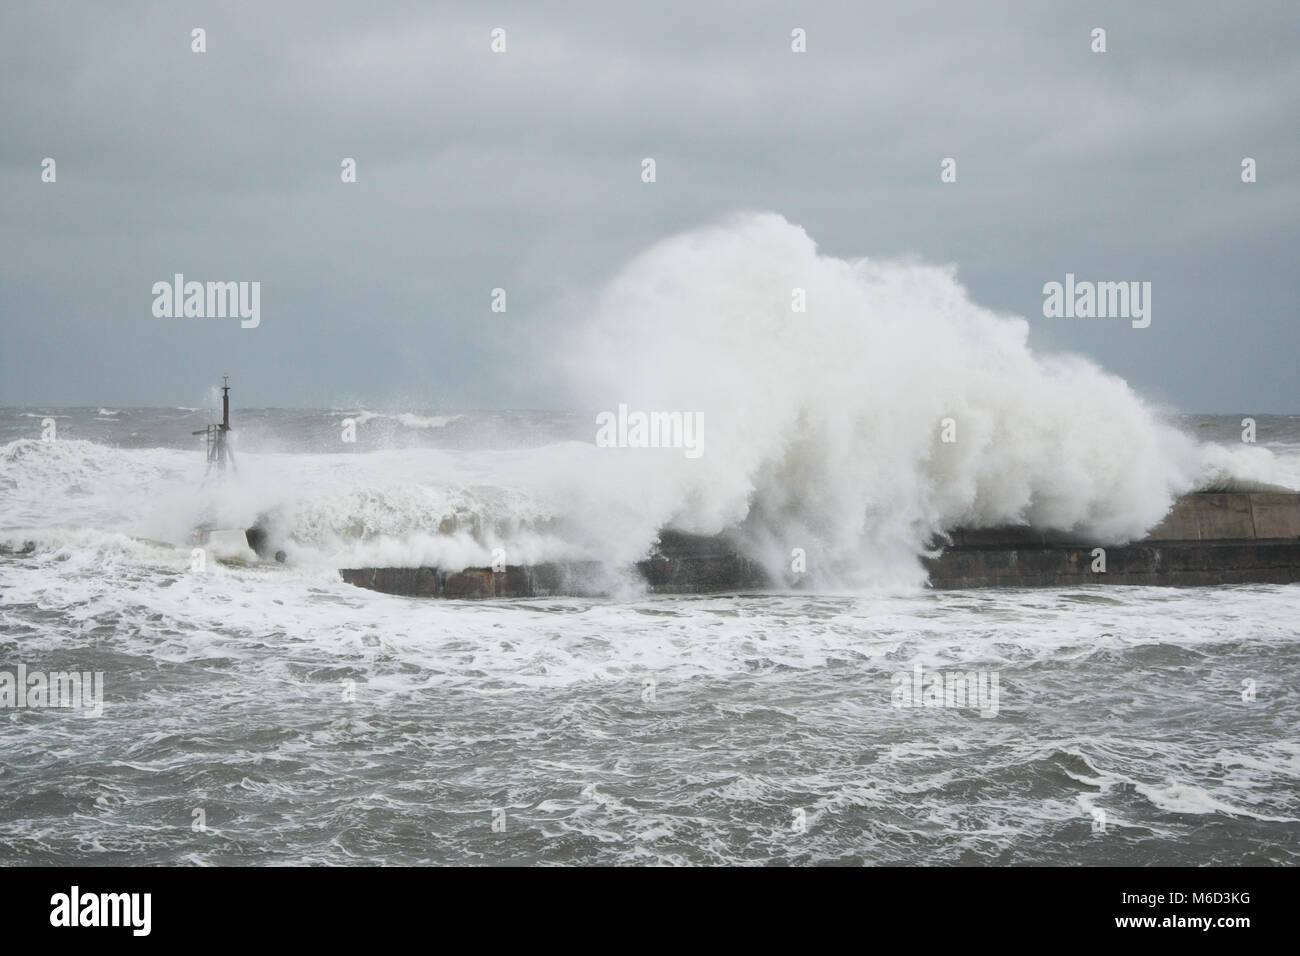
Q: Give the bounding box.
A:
[1,408,1298,865]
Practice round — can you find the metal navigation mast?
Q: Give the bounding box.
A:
[194,374,236,473]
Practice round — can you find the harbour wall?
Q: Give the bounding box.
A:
[335,492,1300,597]
[926,492,1300,589]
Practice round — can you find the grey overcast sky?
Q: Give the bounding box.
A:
[1,0,1297,411]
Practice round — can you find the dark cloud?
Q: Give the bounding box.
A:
[2,0,1297,410]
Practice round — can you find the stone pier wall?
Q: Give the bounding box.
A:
[923,493,1300,589]
[338,493,1300,597]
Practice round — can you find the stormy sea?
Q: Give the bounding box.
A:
[2,402,1298,866]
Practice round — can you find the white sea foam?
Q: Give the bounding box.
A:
[0,216,1293,587]
[559,213,1290,585]
[349,410,460,429]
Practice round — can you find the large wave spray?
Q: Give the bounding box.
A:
[560,212,1281,586]
[2,214,1288,589]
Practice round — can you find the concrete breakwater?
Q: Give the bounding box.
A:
[926,492,1300,588]
[336,492,1300,597]
[337,532,768,598]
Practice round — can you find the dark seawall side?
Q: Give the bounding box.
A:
[925,492,1300,588]
[336,492,1300,597]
